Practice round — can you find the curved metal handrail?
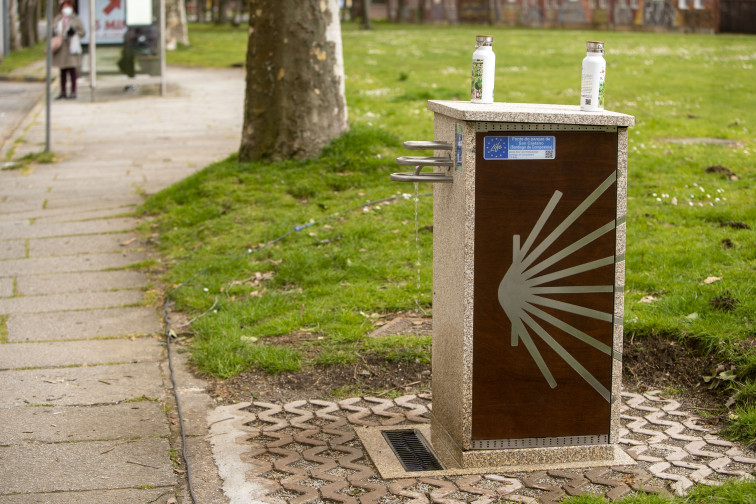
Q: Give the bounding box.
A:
[390,170,453,183]
[403,141,453,151]
[396,156,454,167]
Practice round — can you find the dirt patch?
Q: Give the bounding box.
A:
[207,355,432,405]
[200,326,728,423]
[710,291,740,313]
[720,220,752,230]
[171,304,730,420]
[706,164,739,180]
[623,332,725,414]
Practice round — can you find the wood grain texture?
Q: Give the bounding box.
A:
[472,130,618,441]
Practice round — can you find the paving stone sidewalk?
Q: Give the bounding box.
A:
[0,67,244,503]
[209,391,756,504]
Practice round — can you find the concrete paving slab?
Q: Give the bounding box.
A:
[0,239,26,260]
[0,66,245,503]
[0,198,43,214]
[0,438,176,494]
[0,337,163,370]
[0,219,30,238]
[0,488,175,504]
[0,251,148,277]
[24,206,138,224]
[183,436,230,504]
[170,350,215,437]
[42,195,140,211]
[6,306,162,341]
[0,203,137,223]
[0,277,13,297]
[0,401,169,444]
[0,81,44,151]
[0,361,166,407]
[16,270,147,296]
[0,217,140,240]
[0,289,145,315]
[28,233,142,257]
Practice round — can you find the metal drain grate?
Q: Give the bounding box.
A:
[382,429,444,472]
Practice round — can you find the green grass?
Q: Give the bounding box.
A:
[561,479,756,503]
[145,23,755,452]
[0,315,8,343]
[0,42,46,74]
[167,23,248,68]
[2,150,57,171]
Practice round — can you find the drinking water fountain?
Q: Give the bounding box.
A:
[385,100,635,472]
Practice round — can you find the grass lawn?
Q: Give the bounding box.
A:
[149,22,756,464]
[0,42,45,74]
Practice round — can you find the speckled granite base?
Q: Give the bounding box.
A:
[429,415,633,471]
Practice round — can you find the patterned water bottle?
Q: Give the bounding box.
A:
[471,35,495,104]
[580,41,606,112]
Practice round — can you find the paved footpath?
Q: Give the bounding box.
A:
[0,68,244,503]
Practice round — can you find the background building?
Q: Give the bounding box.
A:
[364,0,754,33]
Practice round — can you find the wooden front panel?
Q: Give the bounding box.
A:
[472,130,618,442]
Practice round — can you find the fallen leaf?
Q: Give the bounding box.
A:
[702,276,722,284]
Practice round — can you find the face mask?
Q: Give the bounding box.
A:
[62,7,73,15]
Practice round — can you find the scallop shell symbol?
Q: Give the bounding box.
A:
[497,172,619,402]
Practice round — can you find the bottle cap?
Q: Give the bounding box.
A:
[476,35,493,46]
[586,41,604,54]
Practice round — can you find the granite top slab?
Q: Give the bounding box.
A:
[428,100,635,127]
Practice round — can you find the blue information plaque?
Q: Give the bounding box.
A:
[483,136,556,160]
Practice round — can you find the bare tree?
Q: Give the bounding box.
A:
[18,0,40,47]
[351,0,371,28]
[196,0,206,23]
[8,0,23,50]
[363,0,372,28]
[216,0,231,24]
[239,0,348,162]
[166,0,189,49]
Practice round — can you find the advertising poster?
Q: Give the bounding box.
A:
[78,0,127,45]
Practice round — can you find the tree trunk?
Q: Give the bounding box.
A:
[216,0,230,24]
[8,0,21,51]
[239,0,348,162]
[20,0,40,47]
[166,0,189,49]
[396,0,408,23]
[196,0,206,23]
[362,0,371,29]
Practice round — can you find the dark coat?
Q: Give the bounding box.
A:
[52,14,86,69]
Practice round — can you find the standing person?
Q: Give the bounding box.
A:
[52,1,86,100]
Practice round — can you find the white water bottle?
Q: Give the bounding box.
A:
[580,41,606,112]
[471,35,495,104]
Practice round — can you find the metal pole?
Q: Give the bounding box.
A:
[160,0,166,96]
[1,0,5,58]
[89,0,96,102]
[2,0,10,58]
[45,0,53,153]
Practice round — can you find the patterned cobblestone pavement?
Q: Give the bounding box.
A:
[209,391,756,504]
